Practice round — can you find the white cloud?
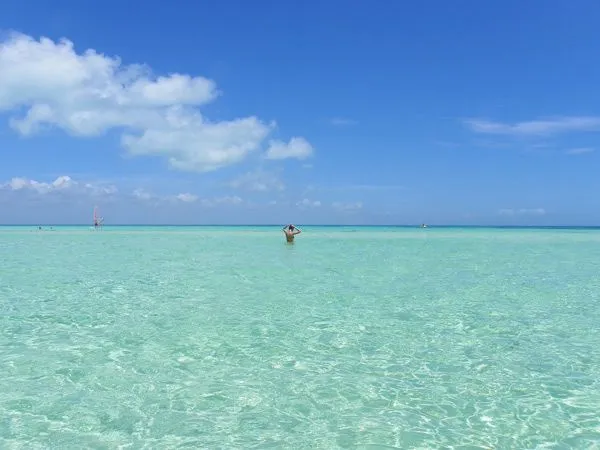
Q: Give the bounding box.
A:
[133,189,198,204]
[332,201,363,211]
[132,188,240,207]
[4,176,72,193]
[296,198,321,208]
[228,169,285,192]
[121,111,273,172]
[11,175,73,193]
[0,32,312,172]
[465,116,600,136]
[566,147,594,155]
[265,137,313,160]
[330,117,357,126]
[90,184,118,196]
[175,193,198,203]
[1,174,242,208]
[132,188,154,201]
[2,175,117,196]
[498,208,546,216]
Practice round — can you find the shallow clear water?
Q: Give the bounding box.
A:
[1,226,600,448]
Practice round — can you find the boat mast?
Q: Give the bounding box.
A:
[93,206,103,229]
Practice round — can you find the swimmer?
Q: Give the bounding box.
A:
[282,224,302,243]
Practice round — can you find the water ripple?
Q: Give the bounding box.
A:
[1,227,599,448]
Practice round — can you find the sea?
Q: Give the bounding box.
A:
[1,225,599,449]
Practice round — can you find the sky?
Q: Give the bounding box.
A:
[1,0,600,225]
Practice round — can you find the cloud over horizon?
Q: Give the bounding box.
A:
[0,174,368,222]
[0,32,314,173]
[2,175,118,197]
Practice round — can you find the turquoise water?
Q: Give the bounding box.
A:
[1,226,600,448]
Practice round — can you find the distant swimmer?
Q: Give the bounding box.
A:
[282,224,302,243]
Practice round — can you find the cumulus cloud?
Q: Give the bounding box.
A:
[0,32,312,172]
[1,174,244,209]
[464,116,600,137]
[4,175,74,193]
[132,188,155,201]
[265,137,313,160]
[296,198,321,208]
[1,175,117,196]
[175,193,198,203]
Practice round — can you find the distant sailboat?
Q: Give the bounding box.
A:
[93,206,104,230]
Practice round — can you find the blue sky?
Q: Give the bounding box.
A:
[1,0,599,225]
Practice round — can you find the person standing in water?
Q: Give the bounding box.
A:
[282,224,302,243]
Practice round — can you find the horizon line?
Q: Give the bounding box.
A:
[1,224,599,229]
